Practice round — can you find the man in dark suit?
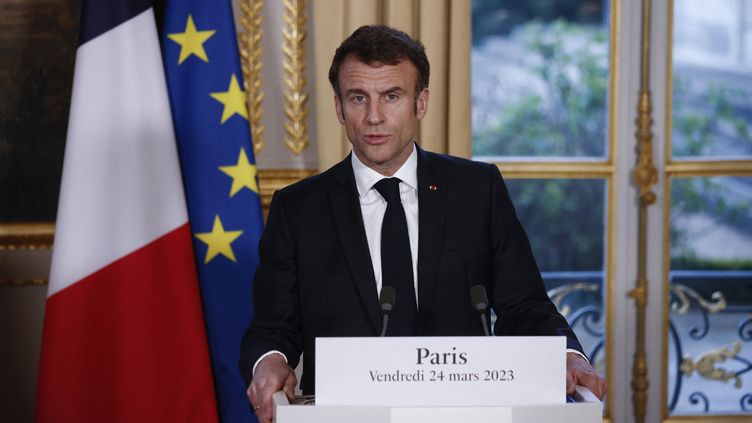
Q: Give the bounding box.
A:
[241,25,606,422]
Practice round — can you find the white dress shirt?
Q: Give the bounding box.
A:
[351,144,419,302]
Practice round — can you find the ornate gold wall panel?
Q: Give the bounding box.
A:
[239,0,266,154]
[0,224,55,251]
[282,0,310,155]
[257,168,317,209]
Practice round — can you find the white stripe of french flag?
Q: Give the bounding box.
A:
[35,5,219,421]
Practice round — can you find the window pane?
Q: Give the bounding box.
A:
[471,0,610,158]
[506,178,606,372]
[668,176,752,415]
[672,0,752,159]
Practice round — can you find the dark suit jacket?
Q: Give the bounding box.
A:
[239,146,582,394]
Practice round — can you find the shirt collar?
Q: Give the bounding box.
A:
[351,143,418,197]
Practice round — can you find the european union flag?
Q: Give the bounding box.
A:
[163,1,262,421]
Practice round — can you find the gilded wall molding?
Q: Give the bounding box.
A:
[282,0,310,155]
[239,0,266,154]
[0,223,55,250]
[0,278,48,286]
[493,162,615,179]
[258,168,317,208]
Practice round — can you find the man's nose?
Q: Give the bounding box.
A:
[366,102,384,125]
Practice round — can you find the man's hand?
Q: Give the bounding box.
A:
[566,352,607,400]
[246,354,297,423]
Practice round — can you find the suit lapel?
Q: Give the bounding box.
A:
[416,148,446,324]
[328,156,382,333]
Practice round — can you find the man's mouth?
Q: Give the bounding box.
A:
[363,134,390,144]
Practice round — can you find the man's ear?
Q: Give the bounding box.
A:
[334,95,346,124]
[416,88,429,120]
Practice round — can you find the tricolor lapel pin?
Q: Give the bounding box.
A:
[428,184,438,191]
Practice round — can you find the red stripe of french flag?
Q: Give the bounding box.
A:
[35,7,218,422]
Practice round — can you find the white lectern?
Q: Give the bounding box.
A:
[273,386,602,423]
[272,337,603,423]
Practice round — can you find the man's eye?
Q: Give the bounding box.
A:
[352,95,366,103]
[385,94,399,101]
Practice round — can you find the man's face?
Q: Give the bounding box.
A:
[334,55,429,176]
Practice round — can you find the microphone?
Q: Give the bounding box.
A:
[470,285,491,336]
[379,286,396,337]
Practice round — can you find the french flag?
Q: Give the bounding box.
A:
[35,1,219,421]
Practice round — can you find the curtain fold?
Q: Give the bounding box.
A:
[312,0,471,170]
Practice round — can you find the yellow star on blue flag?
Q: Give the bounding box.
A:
[194,215,243,264]
[210,74,248,124]
[167,15,215,64]
[219,148,259,197]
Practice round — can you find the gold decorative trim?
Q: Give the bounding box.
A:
[239,0,266,154]
[604,2,621,417]
[0,223,55,250]
[607,0,621,168]
[634,90,658,206]
[547,282,599,318]
[661,2,675,420]
[630,1,656,421]
[0,278,48,286]
[628,281,648,308]
[633,352,649,422]
[670,284,726,315]
[282,0,310,155]
[605,175,616,420]
[492,161,614,179]
[662,174,674,422]
[680,341,743,388]
[665,160,752,176]
[258,168,318,209]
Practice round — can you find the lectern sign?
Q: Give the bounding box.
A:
[315,336,566,407]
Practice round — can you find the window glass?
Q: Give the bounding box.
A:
[668,176,752,415]
[672,0,752,159]
[472,0,610,158]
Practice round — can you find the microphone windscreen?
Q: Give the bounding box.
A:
[470,285,489,312]
[379,286,396,312]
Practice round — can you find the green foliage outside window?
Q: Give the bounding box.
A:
[672,76,752,157]
[506,179,604,272]
[671,77,752,271]
[473,20,608,157]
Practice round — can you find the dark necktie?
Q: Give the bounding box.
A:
[374,177,417,336]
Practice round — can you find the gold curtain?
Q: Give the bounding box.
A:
[312,0,471,170]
